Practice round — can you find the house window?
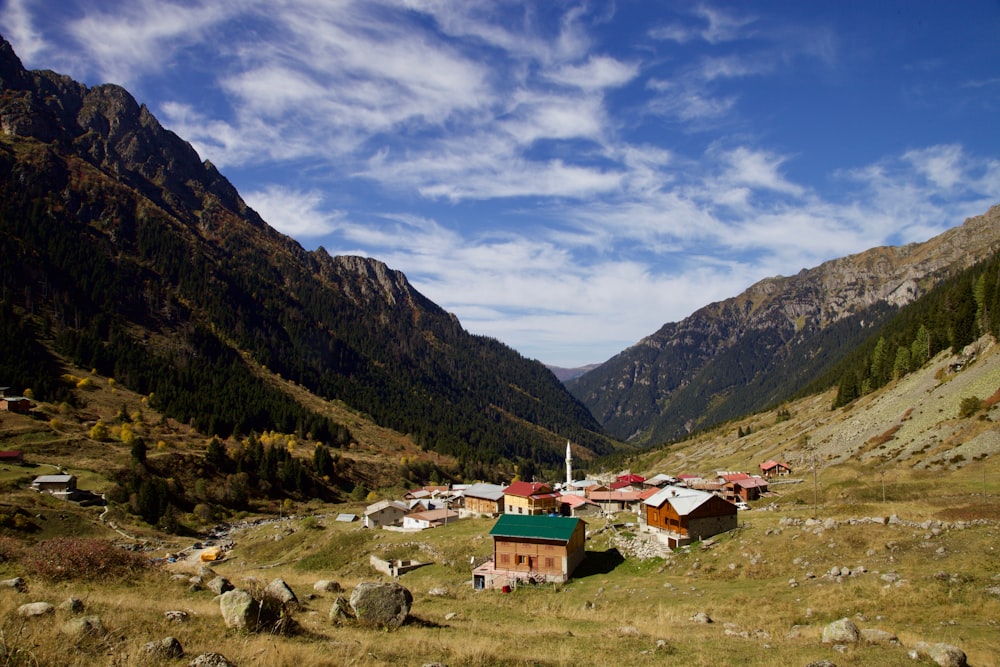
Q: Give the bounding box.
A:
[500,553,510,565]
[544,557,554,569]
[517,555,528,565]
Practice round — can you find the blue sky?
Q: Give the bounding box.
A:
[3,1,999,367]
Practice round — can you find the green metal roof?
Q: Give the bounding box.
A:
[488,514,582,541]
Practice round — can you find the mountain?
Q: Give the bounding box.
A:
[568,205,1000,446]
[0,37,618,479]
[546,364,601,383]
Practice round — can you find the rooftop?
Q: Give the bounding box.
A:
[489,514,582,542]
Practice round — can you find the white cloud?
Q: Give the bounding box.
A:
[545,55,639,91]
[0,0,47,62]
[242,186,342,238]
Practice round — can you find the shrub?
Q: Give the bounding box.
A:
[958,396,983,418]
[22,538,153,582]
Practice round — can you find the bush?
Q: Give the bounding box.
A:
[22,538,153,582]
[958,396,983,418]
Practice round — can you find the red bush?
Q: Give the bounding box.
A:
[22,538,153,582]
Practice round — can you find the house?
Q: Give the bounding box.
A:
[462,482,506,517]
[473,514,586,590]
[760,460,792,478]
[557,493,600,517]
[402,508,459,530]
[615,473,645,487]
[726,476,769,502]
[363,499,409,528]
[31,474,77,497]
[0,388,32,414]
[643,485,738,548]
[644,473,677,488]
[588,489,648,514]
[502,481,559,515]
[0,451,24,465]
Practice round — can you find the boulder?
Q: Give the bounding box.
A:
[349,582,412,629]
[264,578,298,607]
[144,637,184,659]
[165,610,190,623]
[219,589,258,630]
[207,576,234,595]
[860,628,898,645]
[910,642,967,667]
[18,602,54,618]
[821,618,859,644]
[0,577,27,592]
[689,611,713,624]
[328,595,354,623]
[427,587,449,597]
[59,597,85,613]
[188,652,237,667]
[314,579,342,593]
[62,615,105,639]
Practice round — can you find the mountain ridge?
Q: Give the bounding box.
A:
[569,205,1000,445]
[0,36,618,480]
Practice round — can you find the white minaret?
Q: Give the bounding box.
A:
[565,440,573,487]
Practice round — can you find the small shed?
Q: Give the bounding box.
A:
[363,500,409,528]
[0,451,24,465]
[760,460,792,478]
[31,474,77,497]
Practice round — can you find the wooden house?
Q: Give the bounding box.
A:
[363,499,409,528]
[502,481,559,515]
[760,460,792,478]
[462,482,505,517]
[31,474,77,497]
[402,508,459,530]
[473,514,586,590]
[727,476,769,502]
[0,451,24,465]
[643,485,737,548]
[557,493,600,517]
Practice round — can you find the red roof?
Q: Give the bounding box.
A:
[733,478,769,489]
[615,473,646,483]
[609,480,632,490]
[558,494,596,508]
[720,472,751,482]
[589,490,643,502]
[760,460,789,471]
[676,473,698,480]
[503,481,553,498]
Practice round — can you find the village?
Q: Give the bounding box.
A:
[356,442,793,591]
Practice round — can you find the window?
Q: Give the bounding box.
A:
[544,557,554,569]
[517,555,528,565]
[500,553,510,564]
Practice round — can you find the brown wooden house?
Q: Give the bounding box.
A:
[473,514,586,590]
[643,485,737,548]
[502,481,559,515]
[760,460,792,478]
[462,482,505,517]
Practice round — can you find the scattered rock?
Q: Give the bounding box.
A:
[689,611,713,624]
[0,577,27,592]
[219,589,258,630]
[349,582,412,629]
[264,578,298,607]
[18,602,54,618]
[444,612,458,621]
[821,618,859,644]
[188,652,237,667]
[428,587,449,597]
[860,628,898,645]
[329,596,354,623]
[58,597,85,613]
[165,610,190,623]
[62,615,105,639]
[910,641,967,667]
[207,576,234,595]
[804,661,837,667]
[617,626,640,636]
[314,580,342,593]
[144,637,184,659]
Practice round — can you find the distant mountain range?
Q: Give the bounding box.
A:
[3,33,998,476]
[568,205,1000,445]
[0,37,618,479]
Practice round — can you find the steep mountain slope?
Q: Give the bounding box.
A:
[569,206,1000,445]
[0,37,617,476]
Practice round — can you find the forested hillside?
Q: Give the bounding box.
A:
[0,37,617,481]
